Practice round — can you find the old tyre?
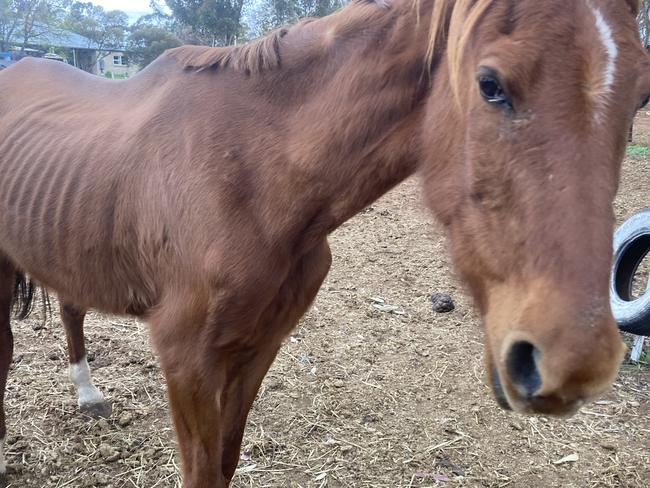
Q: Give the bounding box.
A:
[610,208,650,336]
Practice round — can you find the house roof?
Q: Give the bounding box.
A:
[10,26,102,51]
[31,29,101,50]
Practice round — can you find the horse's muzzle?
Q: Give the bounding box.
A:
[488,328,624,417]
[490,363,584,416]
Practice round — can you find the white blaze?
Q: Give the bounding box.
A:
[588,1,619,118]
[70,356,105,406]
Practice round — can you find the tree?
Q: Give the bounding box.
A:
[128,25,182,68]
[244,0,344,38]
[0,0,67,51]
[0,0,21,50]
[63,2,128,51]
[164,0,246,46]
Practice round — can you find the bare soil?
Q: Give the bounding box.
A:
[3,114,650,488]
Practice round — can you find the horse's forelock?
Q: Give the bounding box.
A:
[420,0,495,101]
[424,0,642,104]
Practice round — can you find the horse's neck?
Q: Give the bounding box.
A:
[266,2,432,248]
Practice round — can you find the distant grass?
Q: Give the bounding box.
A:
[627,144,650,156]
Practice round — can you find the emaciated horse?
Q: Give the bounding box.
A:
[1,0,648,486]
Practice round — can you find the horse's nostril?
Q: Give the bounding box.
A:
[505,341,542,399]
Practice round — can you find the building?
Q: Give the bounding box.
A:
[96,50,138,79]
[7,26,136,77]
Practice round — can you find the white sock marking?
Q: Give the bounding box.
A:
[70,356,105,407]
[588,1,619,119]
[0,437,6,474]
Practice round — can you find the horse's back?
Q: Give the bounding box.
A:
[0,58,168,314]
[0,53,293,316]
[0,58,111,113]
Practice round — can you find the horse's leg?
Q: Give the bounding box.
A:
[220,241,332,482]
[61,303,111,418]
[0,259,15,488]
[219,346,281,481]
[150,301,229,488]
[151,241,331,487]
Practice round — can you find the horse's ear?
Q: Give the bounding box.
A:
[624,0,640,15]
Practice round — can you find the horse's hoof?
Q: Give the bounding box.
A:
[80,401,112,419]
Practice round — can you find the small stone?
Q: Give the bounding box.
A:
[332,379,345,388]
[362,413,382,424]
[95,473,110,486]
[599,441,617,451]
[266,378,283,391]
[431,293,455,313]
[98,444,120,462]
[510,421,524,431]
[117,412,134,427]
[47,351,59,360]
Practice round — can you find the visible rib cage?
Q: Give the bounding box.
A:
[0,60,167,315]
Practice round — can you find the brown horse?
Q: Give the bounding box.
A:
[0,0,648,486]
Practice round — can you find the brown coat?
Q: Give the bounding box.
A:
[0,1,648,486]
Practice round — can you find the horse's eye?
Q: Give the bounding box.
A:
[478,76,510,107]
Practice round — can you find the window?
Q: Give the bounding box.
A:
[113,55,127,66]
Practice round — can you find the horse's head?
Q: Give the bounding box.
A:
[422,0,650,416]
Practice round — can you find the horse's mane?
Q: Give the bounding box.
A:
[165,0,399,74]
[167,25,294,73]
[168,0,642,78]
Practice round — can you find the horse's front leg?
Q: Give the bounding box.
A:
[219,344,282,481]
[154,315,281,488]
[151,240,332,487]
[219,240,333,482]
[149,298,230,488]
[164,363,228,488]
[60,303,111,418]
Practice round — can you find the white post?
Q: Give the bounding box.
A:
[630,335,645,363]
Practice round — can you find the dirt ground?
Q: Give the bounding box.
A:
[3,114,650,488]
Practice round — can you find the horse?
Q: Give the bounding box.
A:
[0,0,648,486]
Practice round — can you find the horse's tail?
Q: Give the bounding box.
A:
[12,271,51,321]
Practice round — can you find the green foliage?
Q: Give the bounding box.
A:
[0,0,68,51]
[128,25,182,68]
[245,0,345,38]
[164,0,246,46]
[627,144,650,156]
[103,69,128,79]
[62,2,129,50]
